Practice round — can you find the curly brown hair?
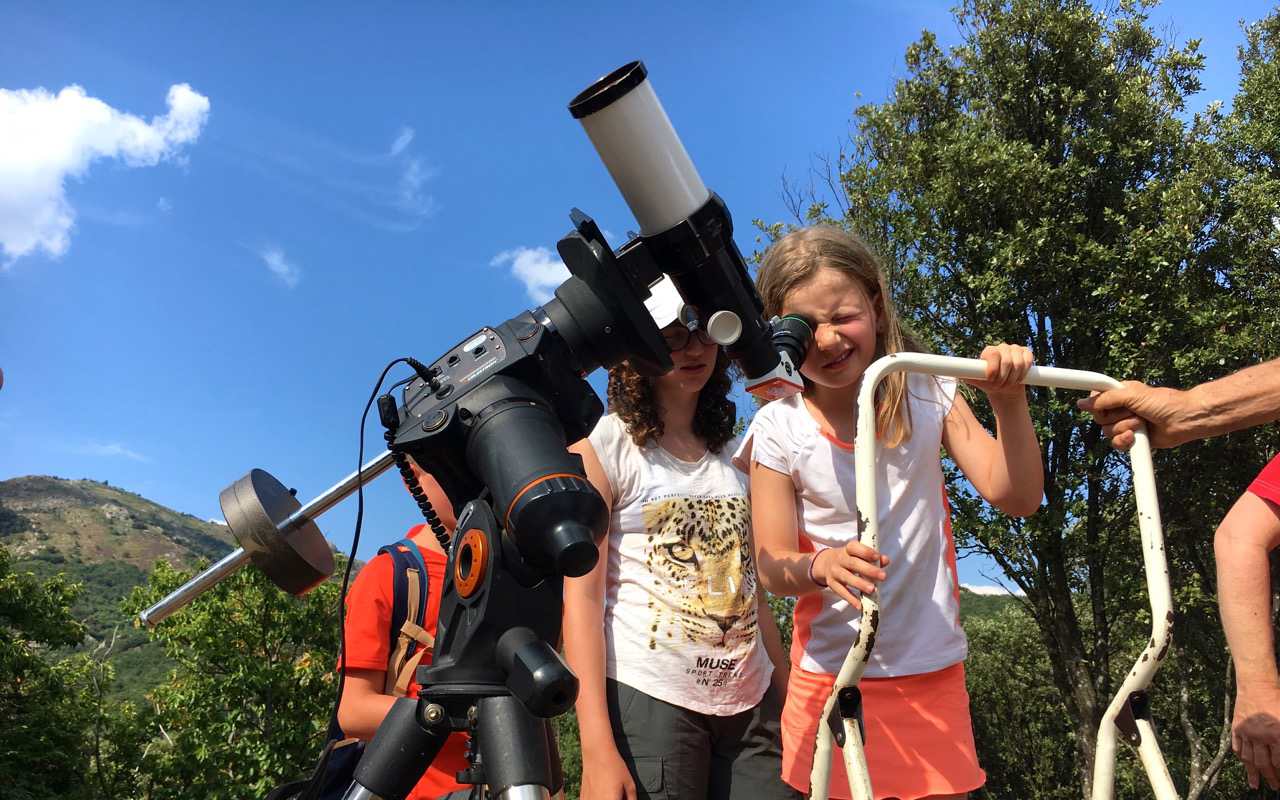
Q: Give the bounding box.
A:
[606,349,737,454]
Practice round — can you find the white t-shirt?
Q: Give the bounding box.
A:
[733,374,967,678]
[588,413,774,715]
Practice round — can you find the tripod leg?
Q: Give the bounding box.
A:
[475,696,554,800]
[343,698,451,800]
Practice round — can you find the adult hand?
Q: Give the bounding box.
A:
[811,542,890,611]
[1076,381,1200,450]
[965,343,1034,401]
[1233,683,1280,790]
[579,748,637,800]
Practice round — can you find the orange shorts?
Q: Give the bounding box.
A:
[780,662,985,800]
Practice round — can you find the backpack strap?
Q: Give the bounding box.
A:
[377,536,433,697]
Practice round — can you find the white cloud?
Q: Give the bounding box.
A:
[397,157,438,217]
[389,126,414,157]
[156,197,172,213]
[0,82,209,266]
[960,583,1024,597]
[77,441,150,462]
[208,517,228,526]
[492,246,569,304]
[256,245,301,288]
[218,120,436,232]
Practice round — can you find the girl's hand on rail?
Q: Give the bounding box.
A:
[811,542,890,611]
[965,344,1033,401]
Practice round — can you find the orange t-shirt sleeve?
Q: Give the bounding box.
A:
[340,554,397,672]
[1249,454,1280,507]
[334,538,466,799]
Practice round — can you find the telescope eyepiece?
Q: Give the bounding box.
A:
[771,314,815,369]
[546,521,597,577]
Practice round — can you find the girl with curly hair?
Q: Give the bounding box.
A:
[562,277,795,800]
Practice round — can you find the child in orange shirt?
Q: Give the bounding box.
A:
[337,458,469,799]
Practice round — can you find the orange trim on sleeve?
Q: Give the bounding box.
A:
[941,489,962,625]
[790,534,822,666]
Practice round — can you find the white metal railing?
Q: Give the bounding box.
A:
[807,353,1176,800]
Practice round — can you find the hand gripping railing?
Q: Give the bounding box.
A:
[809,353,1176,800]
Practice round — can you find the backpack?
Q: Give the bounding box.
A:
[267,536,436,800]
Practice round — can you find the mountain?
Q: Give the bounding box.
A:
[958,586,1020,621]
[0,475,239,701]
[0,475,235,570]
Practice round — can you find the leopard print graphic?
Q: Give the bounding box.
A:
[641,496,758,651]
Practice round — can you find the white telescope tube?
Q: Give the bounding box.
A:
[807,353,1175,800]
[569,62,710,235]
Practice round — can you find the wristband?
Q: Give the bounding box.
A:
[807,549,828,588]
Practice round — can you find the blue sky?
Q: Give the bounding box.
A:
[1,1,1274,586]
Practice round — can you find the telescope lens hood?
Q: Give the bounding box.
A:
[569,61,647,119]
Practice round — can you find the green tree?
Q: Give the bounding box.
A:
[760,0,1279,795]
[555,709,584,800]
[966,603,1077,799]
[123,560,342,800]
[66,637,158,800]
[0,547,91,800]
[1212,10,1280,329]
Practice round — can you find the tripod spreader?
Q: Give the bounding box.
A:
[341,691,560,800]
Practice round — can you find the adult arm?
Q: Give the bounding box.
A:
[1215,490,1280,790]
[943,345,1044,517]
[1079,358,1280,450]
[749,460,886,610]
[561,439,635,800]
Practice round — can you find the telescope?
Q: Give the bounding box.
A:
[141,61,813,800]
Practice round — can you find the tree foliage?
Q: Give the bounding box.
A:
[759,0,1280,796]
[120,561,343,800]
[0,546,91,800]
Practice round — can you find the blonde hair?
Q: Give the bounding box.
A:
[757,226,921,448]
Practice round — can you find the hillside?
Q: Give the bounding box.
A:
[958,586,1020,621]
[0,475,235,569]
[0,475,239,700]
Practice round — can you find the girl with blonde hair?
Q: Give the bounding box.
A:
[736,226,1043,799]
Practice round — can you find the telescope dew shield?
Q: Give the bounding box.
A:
[570,61,710,235]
